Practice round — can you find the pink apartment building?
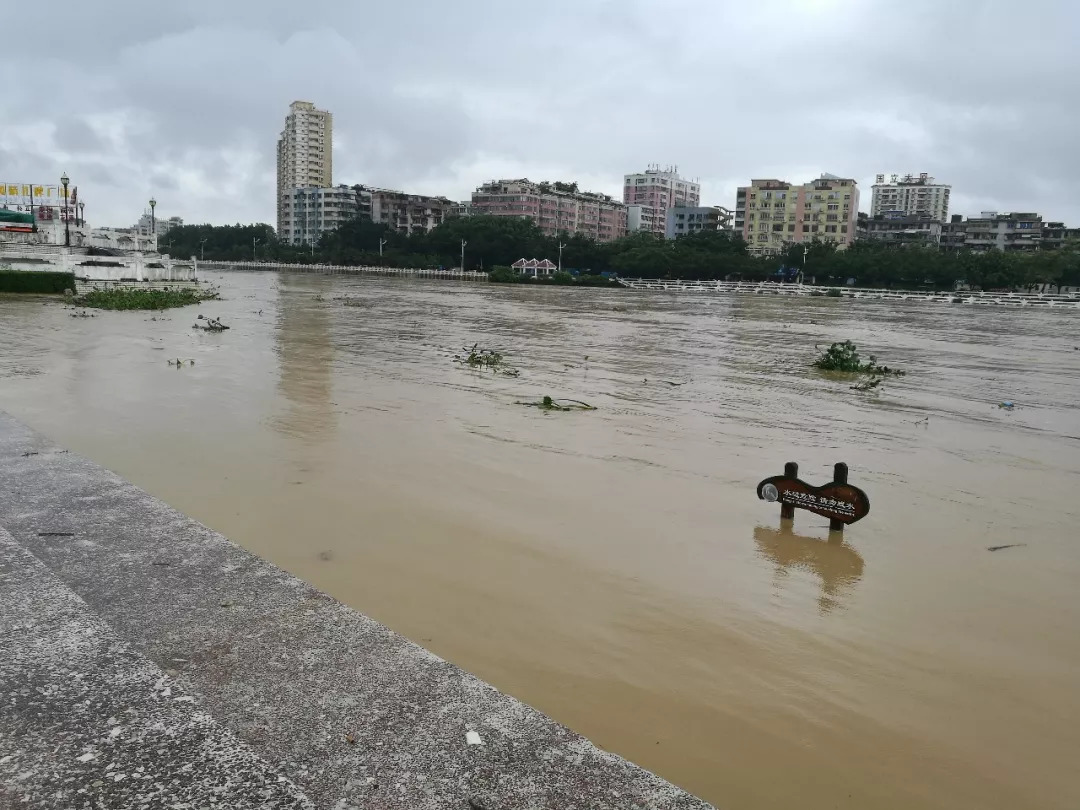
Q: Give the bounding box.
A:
[734,174,860,254]
[471,179,628,243]
[623,165,700,235]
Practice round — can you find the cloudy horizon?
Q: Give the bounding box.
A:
[3,0,1077,230]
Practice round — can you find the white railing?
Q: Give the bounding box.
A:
[200,260,488,281]
[615,279,1080,308]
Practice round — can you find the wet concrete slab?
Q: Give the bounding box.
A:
[0,411,715,810]
[0,527,314,809]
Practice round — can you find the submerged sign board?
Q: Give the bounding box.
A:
[757,462,870,528]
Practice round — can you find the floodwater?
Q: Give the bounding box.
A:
[2,273,1079,809]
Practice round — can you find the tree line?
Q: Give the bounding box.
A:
[162,216,1080,291]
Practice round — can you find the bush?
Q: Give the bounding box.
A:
[487,266,531,284]
[573,274,622,288]
[0,270,76,294]
[72,287,220,310]
[826,288,843,297]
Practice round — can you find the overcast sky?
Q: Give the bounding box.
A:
[4,0,1077,229]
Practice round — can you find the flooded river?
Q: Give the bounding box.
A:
[2,272,1078,809]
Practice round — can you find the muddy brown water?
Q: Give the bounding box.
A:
[2,273,1078,809]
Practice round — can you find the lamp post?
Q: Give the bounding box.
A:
[199,238,208,261]
[60,173,70,247]
[460,238,467,272]
[149,197,156,237]
[253,237,260,262]
[379,237,387,258]
[558,240,566,273]
[78,202,85,227]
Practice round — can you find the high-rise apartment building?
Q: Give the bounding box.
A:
[276,100,333,244]
[623,166,700,235]
[471,179,627,242]
[871,173,950,221]
[734,174,859,254]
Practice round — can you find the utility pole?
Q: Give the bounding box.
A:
[460,238,467,271]
[558,240,566,273]
[200,239,207,261]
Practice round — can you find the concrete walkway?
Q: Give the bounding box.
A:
[0,412,715,810]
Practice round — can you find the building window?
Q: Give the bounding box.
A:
[802,224,810,233]
[827,204,838,211]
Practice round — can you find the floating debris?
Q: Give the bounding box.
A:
[516,395,596,412]
[193,315,229,331]
[987,543,1026,552]
[453,344,520,376]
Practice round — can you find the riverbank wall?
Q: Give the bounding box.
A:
[0,411,713,809]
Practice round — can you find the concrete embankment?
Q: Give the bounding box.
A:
[0,411,714,810]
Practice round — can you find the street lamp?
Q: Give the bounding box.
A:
[78,201,85,227]
[253,237,260,261]
[379,237,387,258]
[60,172,70,247]
[149,197,156,237]
[199,238,208,261]
[460,238,467,272]
[558,240,566,273]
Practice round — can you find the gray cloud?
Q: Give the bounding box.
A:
[3,0,1077,228]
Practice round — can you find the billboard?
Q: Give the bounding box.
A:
[0,183,71,211]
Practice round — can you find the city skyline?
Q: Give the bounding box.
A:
[3,0,1078,229]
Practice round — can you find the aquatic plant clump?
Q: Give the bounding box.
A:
[813,340,905,393]
[72,287,220,311]
[813,340,904,377]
